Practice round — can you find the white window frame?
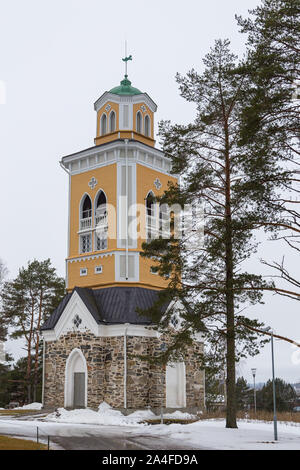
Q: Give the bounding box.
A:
[79,232,92,254]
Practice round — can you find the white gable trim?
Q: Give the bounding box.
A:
[53,290,99,339]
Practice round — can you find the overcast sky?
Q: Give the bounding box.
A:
[0,0,299,385]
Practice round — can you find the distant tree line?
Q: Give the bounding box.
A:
[206,375,298,413]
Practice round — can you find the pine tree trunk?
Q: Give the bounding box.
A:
[224,123,237,429]
[26,337,32,404]
[33,292,43,405]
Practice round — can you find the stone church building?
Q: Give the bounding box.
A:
[41,65,205,412]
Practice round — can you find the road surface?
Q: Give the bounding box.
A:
[0,415,209,450]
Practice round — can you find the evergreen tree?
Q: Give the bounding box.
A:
[1,259,65,403]
[236,377,251,410]
[256,378,297,411]
[141,39,286,428]
[0,259,7,342]
[237,0,300,300]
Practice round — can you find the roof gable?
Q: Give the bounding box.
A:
[41,286,170,333]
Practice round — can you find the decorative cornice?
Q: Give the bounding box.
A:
[67,252,114,264]
[61,140,175,177]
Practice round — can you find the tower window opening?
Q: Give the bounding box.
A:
[100,113,107,135]
[144,115,150,137]
[80,233,92,254]
[159,203,170,239]
[146,191,156,241]
[109,111,116,133]
[95,233,107,251]
[95,190,108,250]
[80,194,92,230]
[136,111,142,133]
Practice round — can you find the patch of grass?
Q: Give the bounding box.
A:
[144,418,199,425]
[0,435,47,450]
[0,410,39,416]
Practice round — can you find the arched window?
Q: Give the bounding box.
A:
[146,191,156,240]
[144,115,150,137]
[79,194,92,253]
[159,203,170,239]
[100,114,107,135]
[109,111,116,133]
[136,111,142,133]
[80,194,92,229]
[95,190,107,250]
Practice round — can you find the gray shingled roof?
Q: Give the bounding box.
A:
[41,286,168,331]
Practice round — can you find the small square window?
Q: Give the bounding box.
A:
[95,265,103,274]
[80,268,87,276]
[150,266,158,275]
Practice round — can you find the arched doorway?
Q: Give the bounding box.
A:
[65,348,87,408]
[166,362,186,408]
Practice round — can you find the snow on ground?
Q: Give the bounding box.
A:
[0,413,300,449]
[45,402,155,426]
[45,403,193,426]
[15,402,43,410]
[137,418,300,450]
[162,411,196,420]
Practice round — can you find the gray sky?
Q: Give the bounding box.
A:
[1,0,299,385]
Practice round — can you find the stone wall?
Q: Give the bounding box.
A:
[43,330,205,411]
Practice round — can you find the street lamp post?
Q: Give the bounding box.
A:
[251,368,257,414]
[271,332,278,441]
[262,327,278,441]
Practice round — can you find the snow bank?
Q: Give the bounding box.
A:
[162,411,196,420]
[45,401,198,426]
[46,402,151,426]
[127,409,156,420]
[15,402,43,410]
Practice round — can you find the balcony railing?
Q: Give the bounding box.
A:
[95,212,108,228]
[80,217,92,230]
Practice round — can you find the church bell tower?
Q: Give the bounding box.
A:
[61,57,177,293]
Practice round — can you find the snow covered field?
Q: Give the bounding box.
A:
[0,403,300,450]
[143,419,300,450]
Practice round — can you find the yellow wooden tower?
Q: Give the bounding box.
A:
[60,58,177,292]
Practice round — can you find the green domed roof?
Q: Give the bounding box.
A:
[109,75,142,96]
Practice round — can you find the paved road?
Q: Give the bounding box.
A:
[50,433,206,450]
[0,416,209,450]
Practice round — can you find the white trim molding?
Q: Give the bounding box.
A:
[60,140,174,178]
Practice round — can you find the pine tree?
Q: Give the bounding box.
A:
[236,377,251,410]
[141,39,286,428]
[256,378,297,411]
[1,259,65,403]
[0,259,7,342]
[237,0,300,300]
